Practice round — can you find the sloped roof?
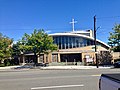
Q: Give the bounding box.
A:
[49,32,110,48]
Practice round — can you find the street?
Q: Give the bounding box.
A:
[0,68,120,90]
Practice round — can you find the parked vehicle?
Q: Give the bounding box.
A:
[14,63,49,69]
[99,73,120,90]
[14,65,33,69]
[114,61,120,68]
[35,63,49,67]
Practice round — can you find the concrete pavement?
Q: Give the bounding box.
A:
[0,66,20,70]
[40,65,112,70]
[0,65,112,70]
[0,68,119,90]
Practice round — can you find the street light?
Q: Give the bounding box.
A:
[96,27,101,31]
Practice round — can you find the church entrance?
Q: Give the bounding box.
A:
[60,53,82,62]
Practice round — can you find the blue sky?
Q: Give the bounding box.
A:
[0,0,120,43]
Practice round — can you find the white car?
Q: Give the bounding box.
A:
[99,73,120,90]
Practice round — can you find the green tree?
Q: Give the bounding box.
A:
[11,43,21,56]
[18,29,58,63]
[0,33,13,64]
[108,24,120,52]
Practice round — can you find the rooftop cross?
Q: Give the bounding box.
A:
[70,18,77,32]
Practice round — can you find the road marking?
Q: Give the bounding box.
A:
[31,84,84,90]
[91,74,101,77]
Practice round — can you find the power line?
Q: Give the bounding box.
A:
[0,27,93,31]
[97,16,120,19]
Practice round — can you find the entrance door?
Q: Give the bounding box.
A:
[52,54,58,62]
[60,53,82,62]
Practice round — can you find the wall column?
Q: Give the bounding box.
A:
[44,54,46,63]
[37,54,40,63]
[49,53,52,63]
[58,53,61,62]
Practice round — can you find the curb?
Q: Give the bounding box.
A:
[40,66,111,70]
[0,66,21,70]
[0,66,112,70]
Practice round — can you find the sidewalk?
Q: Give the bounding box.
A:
[0,66,20,70]
[40,65,112,70]
[0,65,112,70]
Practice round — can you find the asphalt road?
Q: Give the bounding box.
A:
[0,68,120,90]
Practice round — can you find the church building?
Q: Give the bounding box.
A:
[20,19,110,65]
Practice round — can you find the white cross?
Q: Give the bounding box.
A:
[70,18,77,32]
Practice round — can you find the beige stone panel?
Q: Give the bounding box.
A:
[58,53,61,62]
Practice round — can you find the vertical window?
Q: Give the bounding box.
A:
[58,36,61,49]
[76,37,79,48]
[69,37,72,48]
[53,37,55,43]
[83,39,87,46]
[56,37,58,44]
[66,36,68,49]
[87,40,89,46]
[73,37,75,48]
[76,40,79,47]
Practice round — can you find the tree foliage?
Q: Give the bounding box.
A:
[11,42,21,56]
[0,33,13,61]
[19,29,58,54]
[108,24,120,52]
[17,29,58,63]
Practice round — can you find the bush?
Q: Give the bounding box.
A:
[0,63,5,67]
[4,59,11,66]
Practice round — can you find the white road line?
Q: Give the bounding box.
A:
[31,84,84,90]
[91,74,101,77]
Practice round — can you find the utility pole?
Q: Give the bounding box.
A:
[94,15,99,68]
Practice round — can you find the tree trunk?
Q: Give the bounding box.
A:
[34,52,37,64]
